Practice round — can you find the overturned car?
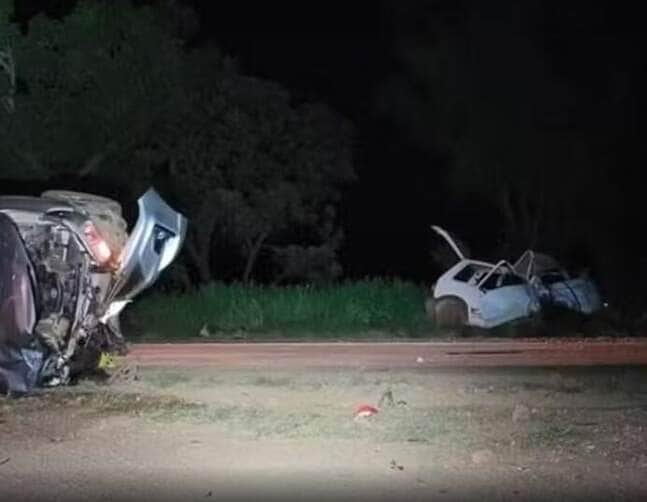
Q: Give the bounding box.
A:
[427,225,602,329]
[0,188,186,394]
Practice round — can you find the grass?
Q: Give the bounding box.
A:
[124,279,432,340]
[150,401,480,446]
[1,386,201,417]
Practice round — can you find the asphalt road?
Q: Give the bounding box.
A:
[126,338,647,369]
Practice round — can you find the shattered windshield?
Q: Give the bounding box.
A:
[453,262,525,290]
[453,263,490,284]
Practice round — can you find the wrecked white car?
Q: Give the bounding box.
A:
[428,225,602,329]
[0,188,186,394]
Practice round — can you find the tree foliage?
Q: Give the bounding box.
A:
[1,0,185,179]
[0,0,356,286]
[151,67,355,284]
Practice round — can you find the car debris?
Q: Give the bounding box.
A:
[354,404,379,420]
[427,225,602,329]
[512,249,602,314]
[389,459,405,471]
[0,188,186,394]
[378,388,395,408]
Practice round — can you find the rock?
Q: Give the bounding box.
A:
[512,404,531,424]
[471,449,496,465]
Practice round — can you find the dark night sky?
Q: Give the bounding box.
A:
[10,0,647,286]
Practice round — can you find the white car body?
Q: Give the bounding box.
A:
[433,257,541,328]
[431,226,602,328]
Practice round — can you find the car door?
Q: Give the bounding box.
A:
[107,188,187,303]
[477,262,540,327]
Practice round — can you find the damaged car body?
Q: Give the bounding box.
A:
[512,250,602,314]
[428,225,602,329]
[0,188,186,394]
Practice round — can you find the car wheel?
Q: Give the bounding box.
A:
[434,297,468,328]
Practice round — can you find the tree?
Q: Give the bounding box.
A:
[1,0,356,287]
[152,67,356,284]
[0,43,15,115]
[0,0,186,181]
[378,1,626,264]
[1,1,17,119]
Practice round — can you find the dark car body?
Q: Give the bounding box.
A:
[0,188,186,394]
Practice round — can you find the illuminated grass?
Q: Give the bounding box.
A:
[124,279,431,340]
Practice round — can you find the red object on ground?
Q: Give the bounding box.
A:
[354,404,379,418]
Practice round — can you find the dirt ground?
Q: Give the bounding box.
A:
[2,364,647,502]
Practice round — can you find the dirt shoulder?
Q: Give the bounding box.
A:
[2,365,647,501]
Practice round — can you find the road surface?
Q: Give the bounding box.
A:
[127,338,647,368]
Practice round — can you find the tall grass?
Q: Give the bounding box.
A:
[124,279,431,340]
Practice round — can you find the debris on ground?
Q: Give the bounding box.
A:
[378,388,395,408]
[0,457,10,466]
[390,459,405,471]
[354,404,379,420]
[97,353,117,370]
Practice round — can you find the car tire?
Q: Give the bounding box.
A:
[434,297,468,328]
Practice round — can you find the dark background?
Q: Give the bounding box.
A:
[7,0,647,305]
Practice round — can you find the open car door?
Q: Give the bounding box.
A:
[107,188,187,303]
[512,250,560,279]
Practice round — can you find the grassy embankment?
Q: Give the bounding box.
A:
[123,279,432,341]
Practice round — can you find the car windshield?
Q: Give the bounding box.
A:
[480,271,525,290]
[454,264,490,283]
[453,263,525,290]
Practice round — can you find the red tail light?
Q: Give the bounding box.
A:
[83,221,112,265]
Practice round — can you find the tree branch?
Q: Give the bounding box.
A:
[242,230,269,284]
[0,45,16,114]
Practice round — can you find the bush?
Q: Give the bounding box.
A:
[123,279,431,340]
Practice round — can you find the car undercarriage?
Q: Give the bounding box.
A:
[0,188,186,394]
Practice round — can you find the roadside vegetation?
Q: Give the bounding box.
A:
[124,279,432,340]
[123,278,636,341]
